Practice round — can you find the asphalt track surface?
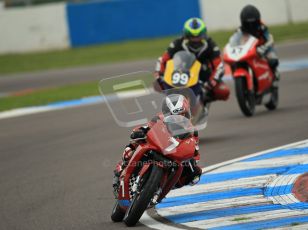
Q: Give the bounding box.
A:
[0,41,308,230]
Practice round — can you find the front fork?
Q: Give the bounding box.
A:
[233,67,254,92]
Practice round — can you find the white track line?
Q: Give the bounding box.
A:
[292,142,308,149]
[140,212,187,230]
[0,106,55,119]
[0,90,144,120]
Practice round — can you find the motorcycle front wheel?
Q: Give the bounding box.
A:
[123,165,163,227]
[235,77,255,117]
[111,200,125,222]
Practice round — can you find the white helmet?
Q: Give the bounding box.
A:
[161,94,191,119]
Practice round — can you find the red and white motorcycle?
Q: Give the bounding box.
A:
[111,115,199,226]
[223,31,278,116]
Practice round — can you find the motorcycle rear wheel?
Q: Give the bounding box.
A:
[235,77,255,117]
[265,86,279,110]
[123,165,163,227]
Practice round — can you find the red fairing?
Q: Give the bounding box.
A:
[223,40,258,64]
[166,138,197,161]
[250,58,274,94]
[117,117,198,209]
[245,45,258,60]
[222,50,232,64]
[147,119,196,161]
[223,35,273,94]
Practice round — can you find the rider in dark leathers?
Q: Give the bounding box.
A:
[239,5,280,84]
[154,17,230,103]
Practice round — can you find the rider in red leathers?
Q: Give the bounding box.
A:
[113,94,202,194]
[154,17,230,103]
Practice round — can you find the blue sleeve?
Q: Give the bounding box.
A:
[262,26,270,42]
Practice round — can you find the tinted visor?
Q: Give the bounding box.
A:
[187,38,204,51]
[188,36,204,42]
[242,20,260,36]
[180,111,191,119]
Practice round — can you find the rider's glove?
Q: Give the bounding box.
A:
[130,126,149,140]
[130,130,146,139]
[153,71,162,79]
[207,79,219,90]
[153,73,164,92]
[257,45,268,57]
[202,80,217,103]
[122,146,134,161]
[210,79,218,88]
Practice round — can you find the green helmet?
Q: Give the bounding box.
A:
[183,18,207,38]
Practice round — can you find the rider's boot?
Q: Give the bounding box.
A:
[203,89,215,105]
[112,146,135,196]
[112,162,122,197]
[190,174,201,185]
[268,57,280,88]
[189,164,202,185]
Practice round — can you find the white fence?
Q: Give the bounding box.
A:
[199,0,308,30]
[0,2,69,54]
[0,0,307,54]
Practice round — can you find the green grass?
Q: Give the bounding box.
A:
[270,21,308,43]
[0,36,175,75]
[0,82,99,112]
[1,21,308,75]
[0,73,153,112]
[232,217,252,222]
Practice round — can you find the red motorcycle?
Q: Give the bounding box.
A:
[223,31,278,116]
[111,115,198,226]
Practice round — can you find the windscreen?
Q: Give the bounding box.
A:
[229,31,252,47]
[163,115,194,139]
[173,51,196,71]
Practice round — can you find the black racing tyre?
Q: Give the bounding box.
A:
[111,200,125,222]
[123,165,163,227]
[235,77,255,117]
[265,86,279,110]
